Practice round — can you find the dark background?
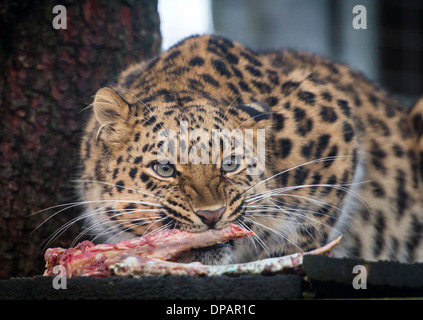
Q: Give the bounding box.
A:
[212,0,422,101]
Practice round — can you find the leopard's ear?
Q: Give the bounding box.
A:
[93,87,131,146]
[233,102,272,130]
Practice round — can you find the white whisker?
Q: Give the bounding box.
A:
[73,208,162,245]
[71,179,162,199]
[236,219,271,258]
[31,199,162,234]
[243,155,352,195]
[243,217,303,252]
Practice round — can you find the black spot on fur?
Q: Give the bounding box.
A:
[134,132,140,142]
[281,81,300,96]
[124,203,137,212]
[393,144,404,157]
[373,210,386,257]
[212,59,231,77]
[320,175,337,196]
[229,192,242,207]
[245,65,262,77]
[230,66,243,78]
[266,69,279,85]
[323,145,338,168]
[238,80,250,92]
[368,94,379,107]
[320,106,338,123]
[157,89,175,103]
[95,160,105,182]
[115,180,125,192]
[301,140,315,159]
[406,214,423,261]
[277,172,290,187]
[266,96,279,107]
[112,168,119,180]
[295,118,313,137]
[321,91,332,102]
[293,107,306,121]
[201,73,220,87]
[370,140,387,172]
[309,172,322,195]
[145,115,157,126]
[163,205,194,223]
[240,51,262,67]
[294,167,310,186]
[251,80,271,94]
[188,79,204,90]
[189,56,205,66]
[273,113,284,131]
[411,114,423,138]
[226,52,239,65]
[164,49,181,61]
[238,103,270,122]
[226,82,240,96]
[337,99,351,117]
[396,169,408,219]
[278,138,292,159]
[129,167,138,179]
[140,172,149,183]
[342,121,355,142]
[314,134,330,159]
[297,91,316,105]
[153,122,164,132]
[370,181,385,198]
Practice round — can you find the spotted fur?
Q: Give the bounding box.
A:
[78,35,423,264]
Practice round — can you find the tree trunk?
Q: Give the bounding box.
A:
[0,0,161,278]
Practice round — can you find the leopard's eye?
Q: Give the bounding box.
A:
[151,162,175,178]
[221,157,240,173]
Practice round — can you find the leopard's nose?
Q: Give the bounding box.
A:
[195,206,226,228]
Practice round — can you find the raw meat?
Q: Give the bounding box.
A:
[109,236,342,277]
[43,224,253,277]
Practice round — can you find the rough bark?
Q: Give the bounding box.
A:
[0,0,161,278]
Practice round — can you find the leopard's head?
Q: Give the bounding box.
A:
[80,87,273,264]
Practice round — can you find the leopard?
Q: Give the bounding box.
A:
[77,34,423,265]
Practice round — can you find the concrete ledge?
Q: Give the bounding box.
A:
[0,274,303,300]
[3,256,423,299]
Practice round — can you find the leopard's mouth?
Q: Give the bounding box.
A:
[177,241,234,265]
